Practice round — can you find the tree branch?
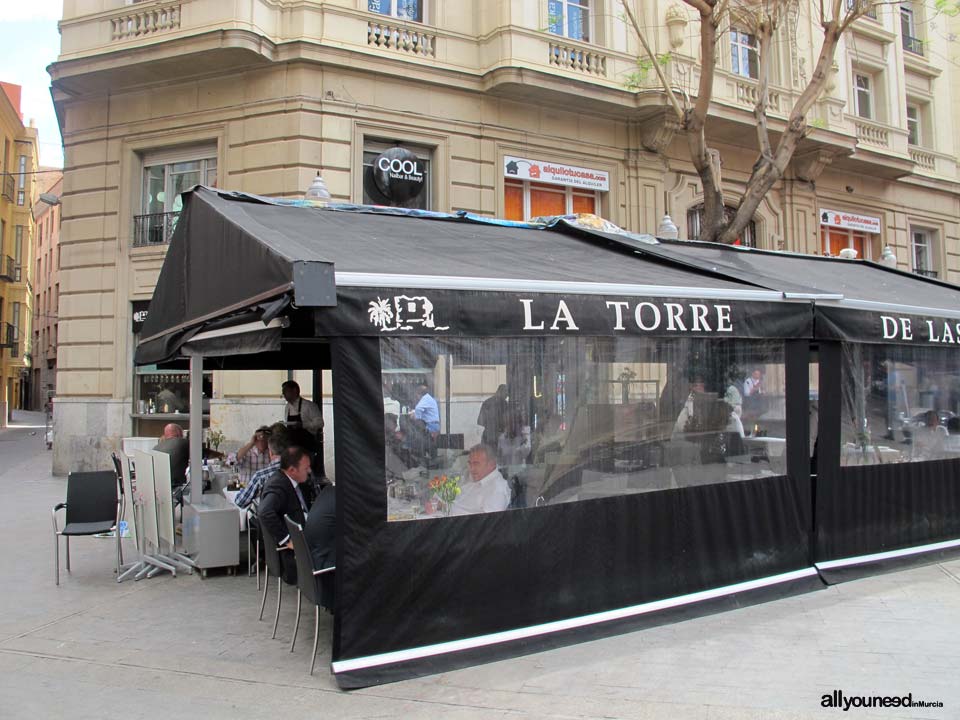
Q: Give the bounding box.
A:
[753,16,774,162]
[689,2,718,135]
[620,0,685,121]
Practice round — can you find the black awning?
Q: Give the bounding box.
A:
[638,241,960,345]
[135,187,336,364]
[136,190,816,364]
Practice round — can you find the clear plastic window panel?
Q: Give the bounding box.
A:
[841,343,960,465]
[383,336,787,521]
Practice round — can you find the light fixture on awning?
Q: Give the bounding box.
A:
[305,171,331,202]
[657,214,679,240]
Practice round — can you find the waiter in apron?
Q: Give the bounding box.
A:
[281,380,325,476]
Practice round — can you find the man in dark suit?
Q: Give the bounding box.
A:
[304,483,336,609]
[153,423,189,487]
[258,446,315,584]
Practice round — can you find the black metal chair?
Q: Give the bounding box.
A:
[257,519,290,640]
[284,515,335,675]
[52,470,120,585]
[246,503,261,588]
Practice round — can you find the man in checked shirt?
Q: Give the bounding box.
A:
[234,423,289,510]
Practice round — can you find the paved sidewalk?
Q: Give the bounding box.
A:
[1,421,957,719]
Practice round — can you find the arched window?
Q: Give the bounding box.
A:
[687,204,757,247]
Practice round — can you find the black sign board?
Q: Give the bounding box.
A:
[132,300,150,333]
[315,287,813,340]
[371,147,425,203]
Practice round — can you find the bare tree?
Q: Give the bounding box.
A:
[622,0,874,244]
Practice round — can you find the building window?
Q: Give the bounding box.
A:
[17,155,26,205]
[730,28,759,79]
[853,72,872,119]
[136,151,217,246]
[906,104,921,145]
[687,205,757,247]
[911,227,937,278]
[548,0,591,43]
[504,179,598,221]
[13,225,23,282]
[821,227,871,259]
[367,0,422,22]
[11,301,20,358]
[901,3,923,56]
[362,141,432,210]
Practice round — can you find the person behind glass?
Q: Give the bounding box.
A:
[673,378,745,438]
[409,382,440,436]
[497,412,531,468]
[478,384,509,447]
[913,410,947,461]
[449,444,511,516]
[234,425,272,486]
[743,368,764,396]
[154,423,189,487]
[258,446,315,584]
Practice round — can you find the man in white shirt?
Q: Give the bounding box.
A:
[450,444,511,516]
[743,368,764,397]
[281,381,324,437]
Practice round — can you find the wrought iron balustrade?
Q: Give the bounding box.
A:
[1,172,14,201]
[1,322,18,356]
[914,268,938,279]
[0,255,15,282]
[902,35,924,56]
[133,211,180,247]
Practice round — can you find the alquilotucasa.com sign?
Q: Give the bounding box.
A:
[503,155,610,191]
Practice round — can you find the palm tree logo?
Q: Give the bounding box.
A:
[368,297,394,329]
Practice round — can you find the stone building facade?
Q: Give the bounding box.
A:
[1,82,37,427]
[32,172,63,411]
[49,0,960,471]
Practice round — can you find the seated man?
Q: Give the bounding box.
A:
[235,426,272,486]
[154,423,189,487]
[450,444,511,516]
[258,446,315,585]
[234,424,288,510]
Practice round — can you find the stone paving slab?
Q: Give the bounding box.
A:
[1,419,957,719]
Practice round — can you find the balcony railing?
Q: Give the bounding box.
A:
[853,118,890,149]
[133,211,180,247]
[0,256,15,282]
[1,172,14,201]
[111,3,181,42]
[367,21,436,57]
[1,322,18,357]
[914,268,938,279]
[733,77,782,113]
[902,35,924,56]
[548,42,608,77]
[909,148,936,171]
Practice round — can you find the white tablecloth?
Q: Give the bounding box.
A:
[221,489,248,531]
